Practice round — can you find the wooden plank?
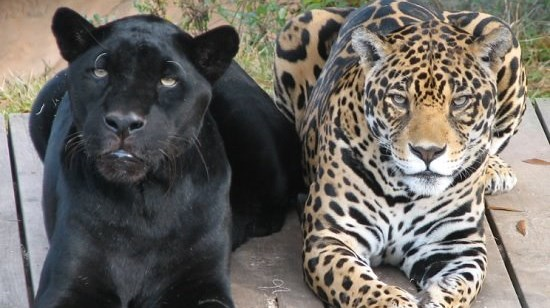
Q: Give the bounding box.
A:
[486,102,550,307]
[474,220,522,307]
[534,98,550,143]
[8,114,48,296]
[0,117,30,308]
[231,212,321,308]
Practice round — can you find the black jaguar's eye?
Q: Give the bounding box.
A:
[452,95,471,109]
[389,94,407,108]
[93,68,108,78]
[160,77,177,87]
[93,52,108,78]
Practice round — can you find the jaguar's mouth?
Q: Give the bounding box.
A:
[402,170,454,197]
[110,149,137,160]
[100,149,144,165]
[95,149,148,183]
[411,170,445,179]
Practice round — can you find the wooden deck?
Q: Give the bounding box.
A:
[1,99,548,307]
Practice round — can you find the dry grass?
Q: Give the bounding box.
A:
[0,70,51,118]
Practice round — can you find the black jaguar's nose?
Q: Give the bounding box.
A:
[104,112,146,135]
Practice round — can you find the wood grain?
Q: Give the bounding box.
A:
[0,117,30,307]
[534,98,550,144]
[8,114,48,296]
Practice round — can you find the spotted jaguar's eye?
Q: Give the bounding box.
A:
[389,94,407,108]
[452,95,471,109]
[93,68,108,78]
[160,77,177,87]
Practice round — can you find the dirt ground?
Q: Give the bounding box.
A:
[0,0,146,80]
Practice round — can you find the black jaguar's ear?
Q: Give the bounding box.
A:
[351,26,388,70]
[52,7,96,62]
[191,26,239,82]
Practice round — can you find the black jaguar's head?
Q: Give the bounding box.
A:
[52,8,239,184]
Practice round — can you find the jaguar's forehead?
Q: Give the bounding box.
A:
[88,18,195,71]
[97,15,191,53]
[387,19,473,49]
[109,15,182,38]
[373,20,485,96]
[384,20,477,72]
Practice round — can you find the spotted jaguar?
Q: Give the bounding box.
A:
[274,0,526,307]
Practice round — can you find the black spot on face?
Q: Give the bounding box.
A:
[281,72,295,90]
[324,183,337,196]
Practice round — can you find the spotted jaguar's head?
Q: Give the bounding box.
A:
[52,8,238,184]
[352,19,512,196]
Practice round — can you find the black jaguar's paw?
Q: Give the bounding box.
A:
[231,204,290,249]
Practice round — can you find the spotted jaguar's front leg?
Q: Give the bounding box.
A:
[303,192,419,308]
[484,154,517,195]
[402,239,487,308]
[304,232,419,308]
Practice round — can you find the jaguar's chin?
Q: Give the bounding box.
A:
[402,172,453,197]
[95,150,149,184]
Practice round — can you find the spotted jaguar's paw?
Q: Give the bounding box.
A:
[485,155,517,195]
[364,285,419,308]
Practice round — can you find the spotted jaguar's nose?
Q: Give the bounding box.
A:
[408,144,446,165]
[104,112,146,136]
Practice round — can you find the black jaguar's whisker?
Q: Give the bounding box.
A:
[159,148,178,190]
[165,135,187,141]
[64,132,86,169]
[192,134,203,148]
[191,134,209,181]
[161,136,187,186]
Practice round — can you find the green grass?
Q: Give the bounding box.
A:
[1,0,547,116]
[521,36,550,98]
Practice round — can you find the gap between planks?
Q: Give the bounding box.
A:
[533,98,550,144]
[0,117,32,308]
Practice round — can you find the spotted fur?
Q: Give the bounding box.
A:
[274,1,526,307]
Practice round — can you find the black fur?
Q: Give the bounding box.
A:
[210,63,304,247]
[30,7,302,307]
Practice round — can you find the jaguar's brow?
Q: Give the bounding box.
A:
[166,60,184,72]
[392,79,409,91]
[94,52,108,68]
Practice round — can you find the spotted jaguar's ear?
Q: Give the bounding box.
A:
[351,26,388,69]
[472,26,513,73]
[191,26,240,83]
[52,7,96,62]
